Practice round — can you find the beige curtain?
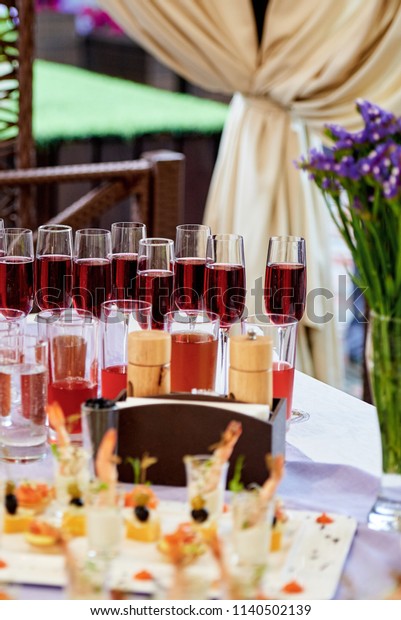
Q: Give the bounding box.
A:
[99,0,401,386]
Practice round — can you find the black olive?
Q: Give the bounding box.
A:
[70,497,84,507]
[191,508,208,523]
[134,505,150,522]
[5,493,18,515]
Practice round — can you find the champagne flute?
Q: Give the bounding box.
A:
[72,229,112,319]
[137,238,175,329]
[0,228,34,316]
[264,236,306,321]
[111,222,146,299]
[174,224,210,310]
[264,236,308,423]
[0,219,4,257]
[204,234,246,395]
[35,224,73,310]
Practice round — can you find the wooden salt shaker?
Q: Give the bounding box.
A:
[229,330,273,407]
[127,330,171,397]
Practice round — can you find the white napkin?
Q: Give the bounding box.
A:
[117,397,270,423]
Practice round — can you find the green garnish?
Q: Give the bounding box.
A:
[126,457,141,485]
[126,453,157,485]
[91,481,109,494]
[228,455,245,493]
[50,444,60,460]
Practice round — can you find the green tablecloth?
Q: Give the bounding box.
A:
[33,60,228,147]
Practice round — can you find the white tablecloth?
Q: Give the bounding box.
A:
[290,372,381,478]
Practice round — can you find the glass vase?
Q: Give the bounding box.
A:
[367,312,401,530]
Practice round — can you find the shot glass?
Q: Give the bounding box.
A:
[153,569,211,600]
[54,443,91,507]
[65,543,110,600]
[0,480,4,546]
[184,455,228,527]
[164,310,219,393]
[231,489,274,568]
[86,486,123,560]
[100,299,152,399]
[0,334,48,461]
[241,314,298,425]
[48,309,98,437]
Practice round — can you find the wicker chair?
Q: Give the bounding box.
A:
[0,1,185,237]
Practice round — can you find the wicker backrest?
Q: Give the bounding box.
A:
[0,1,35,225]
[0,1,185,233]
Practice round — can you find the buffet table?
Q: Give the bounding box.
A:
[2,371,400,600]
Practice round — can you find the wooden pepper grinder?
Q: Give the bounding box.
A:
[229,330,273,407]
[127,330,171,397]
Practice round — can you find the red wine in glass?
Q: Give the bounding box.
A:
[174,257,206,310]
[36,254,72,310]
[272,360,295,420]
[265,263,306,322]
[137,269,174,329]
[204,263,246,328]
[49,377,97,435]
[101,364,127,399]
[73,258,112,319]
[171,332,218,392]
[112,253,138,299]
[0,257,34,315]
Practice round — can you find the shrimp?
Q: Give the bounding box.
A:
[160,524,205,599]
[47,402,70,448]
[260,454,285,504]
[204,420,242,493]
[237,454,285,531]
[210,420,242,466]
[95,428,118,486]
[208,530,234,599]
[95,428,119,506]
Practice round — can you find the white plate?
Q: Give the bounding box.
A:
[0,502,356,599]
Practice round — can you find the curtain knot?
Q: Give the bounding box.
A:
[239,93,291,116]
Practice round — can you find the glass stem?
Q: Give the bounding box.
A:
[219,327,229,396]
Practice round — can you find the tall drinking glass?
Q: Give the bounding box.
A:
[36,224,73,310]
[241,314,298,426]
[204,234,246,395]
[165,309,219,393]
[264,236,306,321]
[264,236,306,422]
[137,238,174,329]
[73,229,112,319]
[48,309,98,437]
[111,222,146,300]
[0,228,34,316]
[0,333,48,461]
[174,224,210,310]
[37,308,67,409]
[101,299,152,399]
